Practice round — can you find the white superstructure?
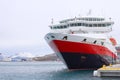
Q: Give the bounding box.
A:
[49,16,114,34]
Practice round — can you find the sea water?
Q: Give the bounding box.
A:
[0,61,119,80]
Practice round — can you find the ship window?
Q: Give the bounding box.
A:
[96,18,98,21]
[98,24,102,27]
[89,18,92,21]
[51,36,55,38]
[64,25,67,28]
[93,18,95,21]
[75,23,78,26]
[107,24,111,26]
[82,39,87,42]
[78,23,81,26]
[83,23,85,26]
[72,24,75,26]
[91,18,93,21]
[104,24,106,27]
[73,24,75,26]
[85,23,88,27]
[55,26,57,29]
[101,24,104,27]
[53,27,56,29]
[72,24,74,26]
[101,42,104,45]
[60,26,63,28]
[95,24,98,27]
[70,23,74,26]
[74,23,76,26]
[93,24,97,27]
[81,23,83,26]
[104,24,107,27]
[54,26,56,29]
[93,40,97,44]
[56,26,58,29]
[63,36,67,40]
[102,24,106,27]
[56,26,57,29]
[86,18,88,21]
[95,18,97,21]
[89,24,92,27]
[59,26,61,28]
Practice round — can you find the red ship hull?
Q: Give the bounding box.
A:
[49,40,117,69]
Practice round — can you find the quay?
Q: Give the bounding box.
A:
[93,64,120,77]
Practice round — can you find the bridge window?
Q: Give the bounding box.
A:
[78,23,81,26]
[70,23,82,27]
[68,22,111,28]
[56,26,58,29]
[51,25,68,29]
[89,24,92,27]
[60,26,63,28]
[70,23,74,26]
[107,24,111,26]
[93,24,97,27]
[64,25,67,28]
[84,24,88,27]
[98,24,102,27]
[54,27,57,29]
[75,23,78,26]
[101,24,105,27]
[83,23,85,26]
[89,18,92,21]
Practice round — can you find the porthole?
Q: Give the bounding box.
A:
[51,36,55,38]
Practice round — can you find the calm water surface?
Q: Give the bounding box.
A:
[0,61,119,80]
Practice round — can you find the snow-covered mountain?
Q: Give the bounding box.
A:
[0,53,11,61]
[11,52,35,62]
[11,52,35,58]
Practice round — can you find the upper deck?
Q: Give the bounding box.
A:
[60,17,105,23]
[49,16,114,34]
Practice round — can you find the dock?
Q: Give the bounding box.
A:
[93,64,120,77]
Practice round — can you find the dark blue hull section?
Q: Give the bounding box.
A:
[61,52,115,70]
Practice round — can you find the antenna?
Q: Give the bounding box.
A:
[87,9,92,16]
[74,16,77,20]
[51,18,54,24]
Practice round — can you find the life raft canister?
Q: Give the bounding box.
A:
[109,37,117,46]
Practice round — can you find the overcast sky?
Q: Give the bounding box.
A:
[0,0,120,56]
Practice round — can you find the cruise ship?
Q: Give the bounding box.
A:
[45,16,118,70]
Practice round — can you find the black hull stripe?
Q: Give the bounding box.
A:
[59,52,116,70]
